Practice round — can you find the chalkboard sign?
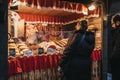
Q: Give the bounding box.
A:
[38,48,44,54]
[9,48,16,56]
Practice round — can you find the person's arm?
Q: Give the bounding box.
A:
[89,32,95,47]
[59,33,80,67]
[86,32,95,53]
[111,28,115,51]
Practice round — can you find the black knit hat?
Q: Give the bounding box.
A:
[113,15,120,23]
[81,20,88,30]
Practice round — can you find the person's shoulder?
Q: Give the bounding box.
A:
[111,27,116,31]
[86,31,95,35]
[111,27,119,33]
[74,30,82,33]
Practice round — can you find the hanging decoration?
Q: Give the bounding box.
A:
[18,12,85,24]
[9,0,101,24]
[9,0,88,14]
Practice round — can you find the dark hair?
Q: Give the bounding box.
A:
[113,15,120,23]
[81,20,88,31]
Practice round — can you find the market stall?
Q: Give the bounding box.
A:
[8,0,102,80]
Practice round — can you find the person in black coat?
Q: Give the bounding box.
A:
[111,15,120,80]
[59,20,95,80]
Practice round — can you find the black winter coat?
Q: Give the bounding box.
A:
[59,30,95,80]
[111,26,120,80]
[111,27,120,57]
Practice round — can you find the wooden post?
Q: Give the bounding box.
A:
[0,0,8,80]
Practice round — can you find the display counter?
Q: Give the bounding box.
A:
[8,54,61,75]
[8,49,101,80]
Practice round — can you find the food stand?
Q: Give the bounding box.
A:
[8,0,102,80]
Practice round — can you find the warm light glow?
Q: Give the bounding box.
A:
[37,6,41,9]
[82,6,88,15]
[11,0,21,6]
[12,1,21,6]
[13,0,17,3]
[53,6,56,9]
[88,5,96,11]
[42,23,48,26]
[23,2,27,6]
[83,11,88,15]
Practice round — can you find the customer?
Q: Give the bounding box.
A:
[59,20,95,80]
[111,14,120,80]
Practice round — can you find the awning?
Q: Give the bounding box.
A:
[10,0,88,14]
[9,0,101,24]
[18,12,84,24]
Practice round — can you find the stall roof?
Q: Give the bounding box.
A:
[15,5,77,17]
[9,0,100,24]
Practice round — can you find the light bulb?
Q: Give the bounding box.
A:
[88,5,96,11]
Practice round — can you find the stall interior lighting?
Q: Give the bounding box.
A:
[42,23,48,26]
[37,6,41,9]
[23,2,27,6]
[83,11,88,15]
[88,5,96,11]
[11,0,21,6]
[11,0,27,6]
